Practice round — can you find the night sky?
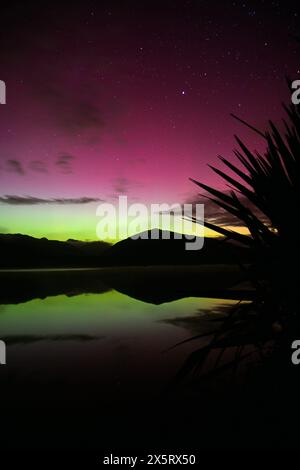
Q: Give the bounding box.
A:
[0,0,299,240]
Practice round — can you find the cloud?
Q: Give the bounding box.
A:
[108,177,143,200]
[113,177,144,194]
[184,192,269,227]
[113,177,130,194]
[55,154,75,174]
[5,159,25,175]
[39,85,105,138]
[29,160,48,173]
[0,195,102,205]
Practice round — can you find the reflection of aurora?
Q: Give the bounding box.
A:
[0,290,233,390]
[0,290,232,338]
[0,265,248,305]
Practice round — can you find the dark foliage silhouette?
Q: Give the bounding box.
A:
[175,101,300,381]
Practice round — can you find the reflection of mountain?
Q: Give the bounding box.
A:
[0,230,253,304]
[101,265,253,304]
[0,269,111,304]
[0,265,253,305]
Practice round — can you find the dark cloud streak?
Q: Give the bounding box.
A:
[5,159,25,175]
[29,160,48,173]
[39,85,105,138]
[0,195,102,205]
[185,193,270,227]
[55,154,75,174]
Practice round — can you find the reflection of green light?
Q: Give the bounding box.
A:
[0,291,234,337]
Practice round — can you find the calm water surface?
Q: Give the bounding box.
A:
[0,288,234,397]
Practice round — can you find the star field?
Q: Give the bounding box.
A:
[0,0,299,239]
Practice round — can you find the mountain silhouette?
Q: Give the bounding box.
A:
[102,229,250,266]
[0,230,252,303]
[0,233,111,268]
[0,229,250,269]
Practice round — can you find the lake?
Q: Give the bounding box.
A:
[0,267,241,450]
[0,288,235,395]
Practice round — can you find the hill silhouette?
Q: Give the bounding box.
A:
[102,229,250,266]
[0,230,252,303]
[0,229,250,268]
[0,233,111,268]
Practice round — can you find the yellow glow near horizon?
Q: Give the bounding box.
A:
[0,202,250,243]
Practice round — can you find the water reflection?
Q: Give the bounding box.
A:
[0,269,242,450]
[0,286,234,395]
[0,266,252,304]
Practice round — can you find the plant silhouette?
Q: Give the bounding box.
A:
[173,100,300,382]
